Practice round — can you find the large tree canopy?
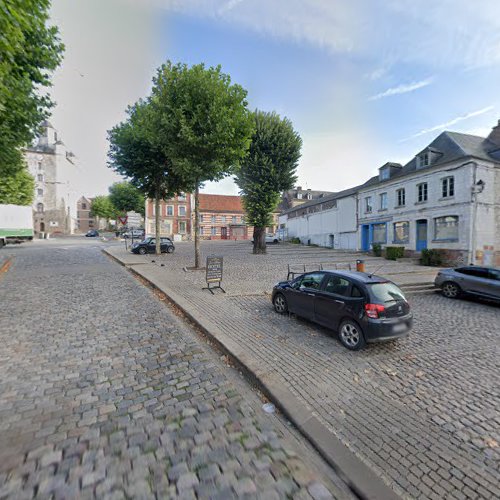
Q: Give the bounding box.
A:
[90,195,115,221]
[0,0,64,190]
[108,181,145,216]
[0,167,35,205]
[236,110,301,254]
[149,61,254,266]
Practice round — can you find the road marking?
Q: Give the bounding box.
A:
[0,257,13,278]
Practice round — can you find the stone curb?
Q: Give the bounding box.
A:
[103,248,401,500]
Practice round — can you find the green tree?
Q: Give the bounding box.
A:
[90,195,115,227]
[0,0,64,203]
[0,166,35,205]
[108,100,187,255]
[108,181,145,216]
[150,61,254,267]
[236,110,301,254]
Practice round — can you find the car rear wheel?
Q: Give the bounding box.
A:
[441,281,461,299]
[166,245,174,253]
[138,247,147,255]
[273,293,288,314]
[339,319,366,351]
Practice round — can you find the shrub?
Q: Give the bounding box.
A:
[290,237,301,244]
[385,246,405,260]
[372,243,382,257]
[420,248,445,266]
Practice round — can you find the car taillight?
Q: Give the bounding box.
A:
[365,303,385,319]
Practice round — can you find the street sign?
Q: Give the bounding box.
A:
[118,216,128,225]
[203,255,225,294]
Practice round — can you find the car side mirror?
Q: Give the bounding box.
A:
[298,285,306,291]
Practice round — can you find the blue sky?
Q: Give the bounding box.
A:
[50,0,500,196]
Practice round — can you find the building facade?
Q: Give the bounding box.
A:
[280,186,335,211]
[279,187,359,249]
[279,121,500,265]
[198,194,250,240]
[145,193,192,240]
[25,121,80,235]
[76,196,95,233]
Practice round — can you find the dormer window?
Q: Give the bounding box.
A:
[380,169,390,181]
[297,193,303,199]
[306,193,312,200]
[421,153,429,167]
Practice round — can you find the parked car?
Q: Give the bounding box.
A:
[131,237,175,255]
[434,266,500,301]
[272,270,413,350]
[85,230,99,237]
[251,234,280,244]
[123,229,144,239]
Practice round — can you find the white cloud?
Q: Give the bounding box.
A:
[401,106,495,142]
[368,78,434,101]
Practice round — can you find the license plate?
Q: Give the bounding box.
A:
[393,323,407,333]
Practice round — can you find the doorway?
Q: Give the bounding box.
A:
[416,220,428,251]
[361,225,370,251]
[329,234,334,248]
[221,227,228,240]
[40,222,45,232]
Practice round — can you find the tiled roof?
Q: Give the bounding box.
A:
[199,194,244,213]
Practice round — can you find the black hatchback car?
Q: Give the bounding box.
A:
[131,237,175,255]
[272,270,413,350]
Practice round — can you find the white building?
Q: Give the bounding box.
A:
[279,120,500,266]
[279,187,359,250]
[25,121,80,235]
[358,127,500,266]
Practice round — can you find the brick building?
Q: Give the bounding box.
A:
[198,194,250,240]
[145,193,192,240]
[76,196,95,233]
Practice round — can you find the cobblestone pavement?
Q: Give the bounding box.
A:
[0,241,352,499]
[113,240,500,499]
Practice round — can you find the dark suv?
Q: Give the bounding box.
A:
[272,270,413,350]
[131,237,175,255]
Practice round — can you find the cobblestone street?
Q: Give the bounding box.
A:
[0,241,350,499]
[107,240,500,499]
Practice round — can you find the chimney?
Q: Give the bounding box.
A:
[487,119,500,146]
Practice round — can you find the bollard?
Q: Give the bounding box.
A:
[356,259,365,272]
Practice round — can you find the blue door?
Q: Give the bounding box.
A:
[361,225,370,251]
[416,220,428,251]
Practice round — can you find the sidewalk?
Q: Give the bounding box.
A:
[104,241,500,500]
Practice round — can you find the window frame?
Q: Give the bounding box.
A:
[396,188,406,207]
[178,221,186,234]
[365,196,373,213]
[441,176,455,198]
[178,205,186,217]
[166,205,174,216]
[393,221,410,244]
[379,192,388,210]
[417,182,428,203]
[434,215,459,241]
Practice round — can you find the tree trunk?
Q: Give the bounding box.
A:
[155,190,161,255]
[253,226,267,254]
[194,182,201,268]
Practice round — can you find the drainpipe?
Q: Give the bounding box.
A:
[469,162,478,265]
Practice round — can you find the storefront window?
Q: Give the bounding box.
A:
[372,223,386,243]
[434,216,458,240]
[393,221,409,243]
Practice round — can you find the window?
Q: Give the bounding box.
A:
[365,197,373,213]
[178,193,186,201]
[417,183,428,203]
[211,226,217,236]
[442,176,454,198]
[456,267,489,278]
[420,153,429,167]
[306,193,312,200]
[37,174,43,182]
[380,169,390,180]
[351,286,363,298]
[36,203,44,213]
[199,226,204,236]
[324,275,350,296]
[293,273,324,290]
[221,215,226,224]
[82,203,87,210]
[37,188,43,196]
[489,269,500,281]
[372,223,387,243]
[241,216,245,223]
[166,205,173,216]
[396,188,405,207]
[178,221,186,234]
[211,215,216,223]
[38,161,43,171]
[232,216,237,224]
[434,216,459,241]
[161,221,171,234]
[178,205,186,216]
[297,193,303,199]
[379,193,387,210]
[393,221,409,243]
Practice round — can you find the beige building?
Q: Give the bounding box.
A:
[25,121,80,235]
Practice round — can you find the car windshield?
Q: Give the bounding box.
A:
[368,283,406,303]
